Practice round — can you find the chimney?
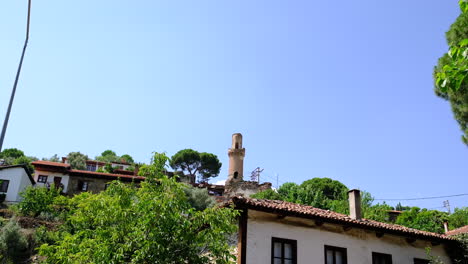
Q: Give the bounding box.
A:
[348,189,362,220]
[443,221,449,233]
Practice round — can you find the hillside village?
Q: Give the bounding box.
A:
[0,133,467,263]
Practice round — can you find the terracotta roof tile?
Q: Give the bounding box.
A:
[32,160,71,168]
[70,169,145,180]
[230,197,454,242]
[446,225,468,236]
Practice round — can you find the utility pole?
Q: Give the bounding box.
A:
[443,200,451,214]
[0,0,32,152]
[250,167,264,183]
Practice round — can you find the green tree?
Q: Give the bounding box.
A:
[434,1,468,144]
[17,185,63,217]
[251,189,283,200]
[13,155,36,174]
[396,207,449,234]
[0,148,28,166]
[0,219,29,263]
[183,185,216,211]
[120,154,134,164]
[294,178,349,210]
[170,149,222,183]
[42,154,60,162]
[66,152,88,170]
[95,150,119,163]
[449,207,468,230]
[39,153,238,264]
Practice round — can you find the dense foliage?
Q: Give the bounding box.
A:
[251,178,465,233]
[434,1,468,144]
[170,149,222,182]
[183,185,216,211]
[396,207,449,234]
[66,152,88,170]
[95,150,134,164]
[0,148,37,173]
[0,219,29,263]
[16,185,63,217]
[38,153,238,263]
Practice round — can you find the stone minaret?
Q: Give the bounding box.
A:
[226,133,245,186]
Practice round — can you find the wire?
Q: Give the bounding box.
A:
[374,193,468,201]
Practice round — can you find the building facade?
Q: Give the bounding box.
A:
[0,165,35,203]
[230,190,454,264]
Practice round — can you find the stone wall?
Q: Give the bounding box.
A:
[224,181,272,198]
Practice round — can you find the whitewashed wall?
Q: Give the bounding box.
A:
[245,210,451,264]
[34,170,70,193]
[0,167,34,202]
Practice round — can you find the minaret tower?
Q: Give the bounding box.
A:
[226,133,245,185]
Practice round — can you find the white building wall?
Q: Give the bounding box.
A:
[0,167,34,202]
[34,170,70,193]
[246,210,451,264]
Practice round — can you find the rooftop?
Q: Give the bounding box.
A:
[229,196,454,243]
[446,225,468,236]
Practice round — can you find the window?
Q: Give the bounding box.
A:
[325,245,347,264]
[78,181,89,191]
[104,183,110,190]
[86,164,97,171]
[38,175,48,183]
[414,259,429,264]
[271,237,297,264]
[372,252,392,264]
[0,180,9,192]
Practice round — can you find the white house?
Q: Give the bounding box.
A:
[230,190,455,264]
[0,165,36,203]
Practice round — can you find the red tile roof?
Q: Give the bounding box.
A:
[32,160,71,168]
[446,225,468,236]
[230,197,453,242]
[69,170,145,181]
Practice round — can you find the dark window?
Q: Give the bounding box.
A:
[414,259,429,264]
[78,181,89,191]
[86,164,97,171]
[38,175,48,183]
[372,252,392,264]
[104,183,110,190]
[271,237,297,264]
[235,143,239,149]
[234,171,238,179]
[325,245,347,264]
[0,180,9,192]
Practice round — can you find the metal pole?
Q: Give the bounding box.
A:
[0,0,32,152]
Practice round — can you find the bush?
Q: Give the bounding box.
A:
[0,219,29,263]
[17,186,63,217]
[183,185,216,211]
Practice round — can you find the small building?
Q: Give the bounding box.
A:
[32,160,145,194]
[230,189,454,264]
[0,165,35,203]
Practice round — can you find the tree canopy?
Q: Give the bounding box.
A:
[170,149,222,182]
[434,1,468,144]
[0,148,36,173]
[38,152,238,263]
[67,152,88,170]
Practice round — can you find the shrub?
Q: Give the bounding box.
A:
[183,185,216,211]
[0,219,28,263]
[17,186,63,217]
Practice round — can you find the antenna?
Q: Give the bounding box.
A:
[250,167,264,183]
[0,0,32,152]
[443,200,451,214]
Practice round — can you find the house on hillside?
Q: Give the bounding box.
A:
[32,160,145,195]
[0,165,36,203]
[229,189,454,264]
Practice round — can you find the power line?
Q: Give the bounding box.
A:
[374,193,468,201]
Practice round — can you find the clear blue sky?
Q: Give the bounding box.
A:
[1,0,466,210]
